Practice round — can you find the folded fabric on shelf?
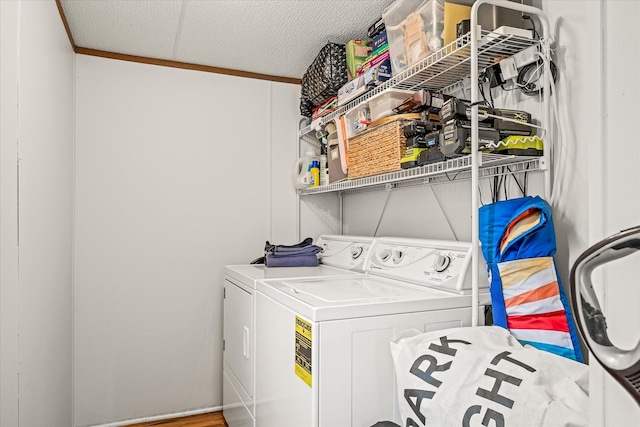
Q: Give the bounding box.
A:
[265,254,320,267]
[269,245,322,257]
[265,237,313,254]
[264,237,322,267]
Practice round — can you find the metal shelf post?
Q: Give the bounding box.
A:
[471,0,551,327]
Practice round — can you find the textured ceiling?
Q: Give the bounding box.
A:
[59,0,396,80]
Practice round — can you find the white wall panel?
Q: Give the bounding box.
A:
[603,0,640,352]
[269,82,301,244]
[340,175,544,241]
[0,1,74,426]
[535,2,590,294]
[342,184,463,240]
[299,192,340,240]
[73,56,296,426]
[0,2,20,426]
[543,1,640,425]
[599,2,640,425]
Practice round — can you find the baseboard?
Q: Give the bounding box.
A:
[86,406,223,427]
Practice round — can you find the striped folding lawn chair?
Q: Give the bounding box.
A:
[479,196,583,362]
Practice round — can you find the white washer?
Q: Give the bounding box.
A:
[222,235,375,427]
[254,237,491,427]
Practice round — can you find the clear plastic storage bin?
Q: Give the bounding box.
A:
[382,0,445,76]
[344,89,414,138]
[368,89,415,122]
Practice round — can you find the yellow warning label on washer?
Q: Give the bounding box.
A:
[295,316,312,387]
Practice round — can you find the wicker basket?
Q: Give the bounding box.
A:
[347,118,408,179]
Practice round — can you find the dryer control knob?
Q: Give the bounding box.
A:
[392,250,404,264]
[434,254,451,273]
[379,248,392,262]
[350,246,364,259]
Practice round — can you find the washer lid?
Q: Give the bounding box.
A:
[224,264,360,289]
[257,276,489,322]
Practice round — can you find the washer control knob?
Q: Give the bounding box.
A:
[379,248,392,262]
[434,254,451,273]
[350,246,364,259]
[392,250,404,264]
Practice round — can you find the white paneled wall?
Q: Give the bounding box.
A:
[270,82,302,244]
[0,3,21,426]
[0,1,75,426]
[339,176,544,242]
[540,1,640,425]
[73,56,299,426]
[587,1,640,425]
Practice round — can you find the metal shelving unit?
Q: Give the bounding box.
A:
[299,30,539,138]
[297,0,551,328]
[297,23,546,199]
[300,154,539,196]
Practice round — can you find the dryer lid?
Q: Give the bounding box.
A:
[224,264,360,289]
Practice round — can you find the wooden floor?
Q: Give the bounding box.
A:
[126,411,227,427]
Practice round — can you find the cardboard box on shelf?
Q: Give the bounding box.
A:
[328,117,348,183]
[338,57,392,106]
[356,49,390,76]
[443,2,471,46]
[328,142,348,183]
[372,29,388,52]
[346,40,372,81]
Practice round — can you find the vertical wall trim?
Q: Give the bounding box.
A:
[71,51,77,427]
[267,83,273,242]
[296,123,301,242]
[598,1,608,245]
[15,2,21,423]
[585,0,606,425]
[0,1,21,425]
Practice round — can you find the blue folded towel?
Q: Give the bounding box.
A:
[270,245,322,256]
[263,237,321,267]
[265,254,319,267]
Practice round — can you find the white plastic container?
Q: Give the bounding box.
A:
[344,102,371,139]
[368,89,415,122]
[292,150,319,189]
[382,0,445,75]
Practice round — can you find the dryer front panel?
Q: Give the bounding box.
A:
[224,279,254,400]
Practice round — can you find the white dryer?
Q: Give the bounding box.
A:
[254,237,491,427]
[222,235,375,427]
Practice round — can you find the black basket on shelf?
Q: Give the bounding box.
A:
[299,42,348,117]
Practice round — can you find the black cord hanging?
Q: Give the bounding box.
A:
[517,59,558,96]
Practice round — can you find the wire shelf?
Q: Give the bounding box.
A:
[299,31,539,136]
[299,154,540,196]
